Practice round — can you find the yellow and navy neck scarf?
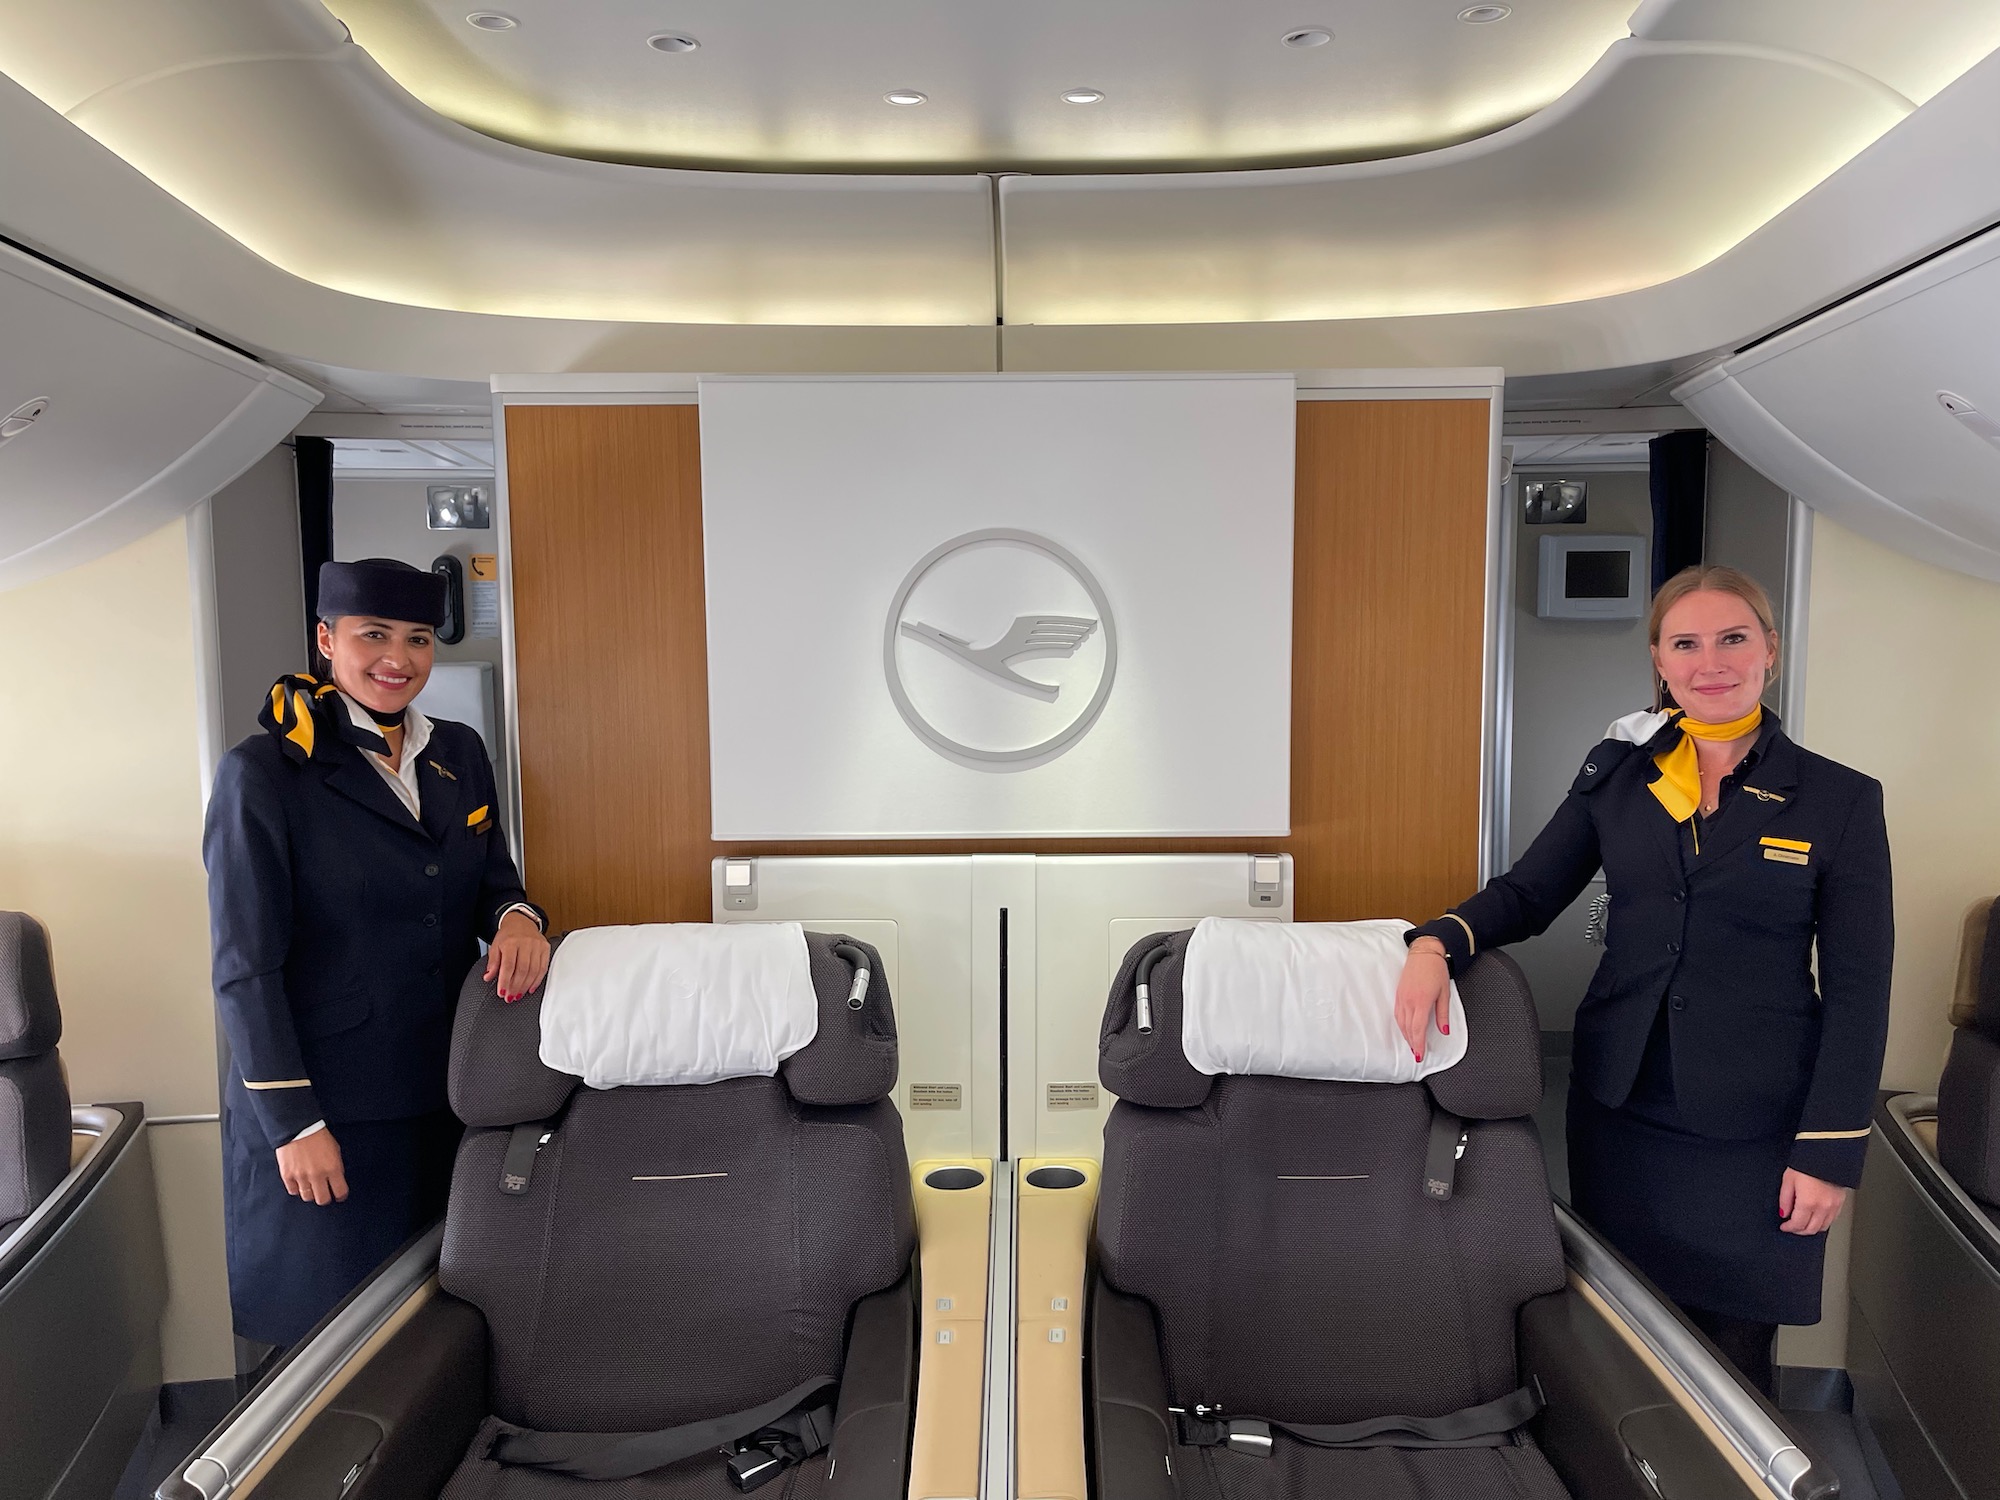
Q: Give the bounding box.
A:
[258,673,394,763]
[1648,706,1763,823]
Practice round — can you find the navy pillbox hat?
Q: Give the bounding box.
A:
[318,558,447,628]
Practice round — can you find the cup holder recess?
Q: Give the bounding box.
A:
[923,1167,986,1191]
[1025,1166,1087,1190]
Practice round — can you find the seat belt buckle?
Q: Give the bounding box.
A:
[1225,1419,1274,1456]
[724,1442,791,1492]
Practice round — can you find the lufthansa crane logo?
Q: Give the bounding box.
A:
[883,529,1118,767]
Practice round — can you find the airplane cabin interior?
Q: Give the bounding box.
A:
[6,3,2000,1500]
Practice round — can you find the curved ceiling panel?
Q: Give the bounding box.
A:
[322,0,1636,172]
[0,2,996,326]
[1677,228,2000,583]
[0,244,318,591]
[999,40,1913,325]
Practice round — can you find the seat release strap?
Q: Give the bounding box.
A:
[488,1374,838,1482]
[1423,1107,1467,1202]
[1176,1384,1541,1455]
[498,1120,556,1196]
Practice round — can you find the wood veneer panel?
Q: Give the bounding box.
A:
[506,398,1489,930]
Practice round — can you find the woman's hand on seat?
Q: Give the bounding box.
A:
[487,909,553,1003]
[1778,1169,1847,1235]
[1395,944,1452,1064]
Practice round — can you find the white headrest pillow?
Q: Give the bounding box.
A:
[538,922,819,1089]
[1180,917,1468,1083]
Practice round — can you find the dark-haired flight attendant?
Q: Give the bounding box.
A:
[204,558,551,1348]
[1395,564,1892,1395]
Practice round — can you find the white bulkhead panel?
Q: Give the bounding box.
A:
[1677,223,2000,582]
[1026,855,1293,1157]
[0,242,318,591]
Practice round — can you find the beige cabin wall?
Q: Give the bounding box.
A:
[0,517,233,1382]
[1774,515,2000,1372]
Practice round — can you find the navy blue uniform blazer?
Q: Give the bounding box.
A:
[1412,716,1893,1186]
[203,717,537,1148]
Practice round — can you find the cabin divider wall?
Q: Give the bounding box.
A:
[503,396,1492,931]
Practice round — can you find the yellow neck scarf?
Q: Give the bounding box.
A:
[1649,706,1764,823]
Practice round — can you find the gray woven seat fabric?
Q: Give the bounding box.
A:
[1094,932,1570,1499]
[440,1421,829,1500]
[437,930,911,1488]
[1940,900,2000,1205]
[0,912,70,1240]
[1168,1440,1569,1500]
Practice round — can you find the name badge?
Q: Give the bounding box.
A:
[1761,836,1810,866]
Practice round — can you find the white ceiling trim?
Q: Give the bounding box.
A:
[0,0,1992,333]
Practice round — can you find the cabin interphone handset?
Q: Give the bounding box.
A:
[431,555,466,645]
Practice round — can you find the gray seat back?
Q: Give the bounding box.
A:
[1095,930,1563,1424]
[439,929,914,1432]
[0,912,71,1240]
[1938,898,2000,1204]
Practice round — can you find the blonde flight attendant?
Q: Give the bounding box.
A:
[1396,565,1892,1394]
[204,559,551,1347]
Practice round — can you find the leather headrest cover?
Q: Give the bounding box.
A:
[1098,928,1542,1119]
[1972,899,2000,1041]
[1423,951,1543,1120]
[1099,928,1215,1109]
[1950,897,1994,1032]
[450,929,898,1127]
[0,913,61,1061]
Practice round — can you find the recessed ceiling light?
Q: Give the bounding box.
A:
[1458,5,1512,20]
[884,90,928,106]
[646,33,699,52]
[1062,88,1105,105]
[465,12,517,29]
[1282,28,1332,48]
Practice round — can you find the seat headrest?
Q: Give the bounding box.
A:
[0,912,61,1061]
[451,927,898,1127]
[1099,921,1541,1120]
[1952,897,2000,1038]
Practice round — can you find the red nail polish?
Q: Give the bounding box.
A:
[1441,1022,1451,1035]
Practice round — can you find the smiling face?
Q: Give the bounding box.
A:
[317,615,435,715]
[1651,588,1777,725]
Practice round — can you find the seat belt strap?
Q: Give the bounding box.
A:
[498,1120,556,1196]
[1176,1384,1541,1455]
[1423,1107,1467,1202]
[488,1374,839,1481]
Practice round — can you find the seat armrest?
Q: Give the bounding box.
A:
[908,1159,993,1500]
[1017,1158,1098,1500]
[825,1268,917,1500]
[256,1290,489,1500]
[1089,1274,1175,1500]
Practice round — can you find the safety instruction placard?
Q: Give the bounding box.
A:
[1046,1082,1100,1112]
[908,1083,963,1111]
[468,553,501,638]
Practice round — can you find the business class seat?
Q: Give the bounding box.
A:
[1086,927,1571,1500]
[1847,895,2000,1498]
[159,927,917,1500]
[0,911,70,1240]
[2,910,170,1500]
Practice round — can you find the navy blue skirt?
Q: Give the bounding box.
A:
[1567,1074,1825,1327]
[222,1078,461,1346]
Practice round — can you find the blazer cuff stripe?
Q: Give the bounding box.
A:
[1795,1128,1871,1140]
[243,1078,313,1090]
[1445,913,1477,954]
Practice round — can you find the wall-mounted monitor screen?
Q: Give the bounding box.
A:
[1538,534,1648,619]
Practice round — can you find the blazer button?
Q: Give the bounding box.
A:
[1670,995,1687,1012]
[425,863,441,878]
[1672,890,1686,903]
[1666,941,1681,954]
[423,913,439,928]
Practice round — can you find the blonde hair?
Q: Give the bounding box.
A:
[1648,564,1780,709]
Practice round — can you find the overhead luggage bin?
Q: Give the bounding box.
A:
[158,926,932,1500]
[0,911,169,1500]
[1847,898,2000,1499]
[1067,924,1841,1500]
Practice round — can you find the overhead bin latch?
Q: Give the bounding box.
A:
[1249,855,1284,907]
